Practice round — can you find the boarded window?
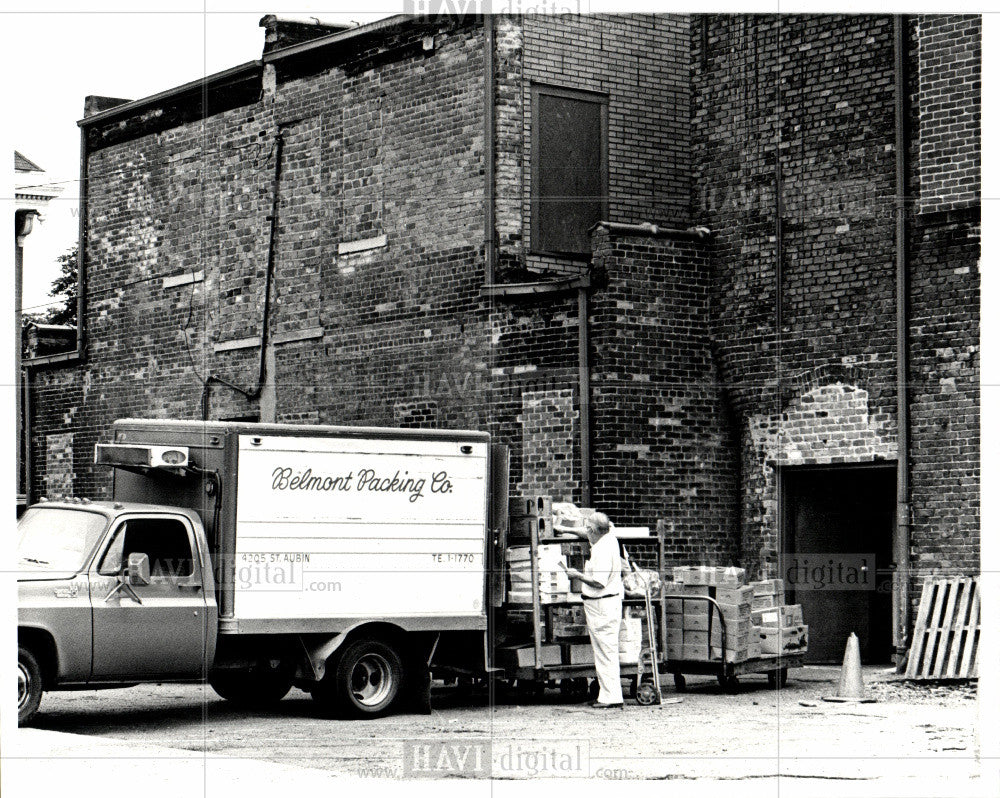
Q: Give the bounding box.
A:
[531,85,608,256]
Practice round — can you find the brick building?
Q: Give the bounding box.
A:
[23,13,979,663]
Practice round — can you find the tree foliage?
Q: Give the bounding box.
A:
[30,244,77,326]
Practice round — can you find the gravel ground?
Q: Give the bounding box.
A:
[20,665,981,788]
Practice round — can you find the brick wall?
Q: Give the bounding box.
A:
[915,15,981,215]
[692,14,980,595]
[590,227,738,569]
[907,14,981,582]
[692,15,901,577]
[495,13,690,276]
[28,14,695,536]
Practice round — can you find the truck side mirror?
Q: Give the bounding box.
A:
[126,553,151,586]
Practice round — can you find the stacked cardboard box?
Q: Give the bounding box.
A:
[750,595,808,655]
[749,578,785,610]
[548,605,587,640]
[709,584,761,662]
[506,545,570,604]
[666,567,758,663]
[619,615,643,664]
[665,572,810,661]
[508,495,554,543]
[664,582,711,660]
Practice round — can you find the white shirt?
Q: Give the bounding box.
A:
[582,532,622,598]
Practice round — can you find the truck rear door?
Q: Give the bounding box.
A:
[90,514,208,680]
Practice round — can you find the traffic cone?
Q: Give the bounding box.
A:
[822,633,876,703]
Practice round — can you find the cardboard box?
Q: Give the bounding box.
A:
[679,584,711,597]
[665,611,683,629]
[682,612,710,631]
[509,496,553,519]
[675,565,747,586]
[619,617,642,664]
[664,598,684,614]
[759,625,809,655]
[710,646,750,663]
[751,592,785,611]
[506,590,563,605]
[569,644,594,665]
[682,642,711,661]
[666,626,683,646]
[748,639,762,659]
[505,645,561,668]
[750,578,784,596]
[715,567,747,586]
[712,585,754,606]
[683,630,709,648]
[753,604,804,628]
[509,516,554,541]
[507,544,565,562]
[709,617,752,641]
[666,643,684,660]
[714,602,753,624]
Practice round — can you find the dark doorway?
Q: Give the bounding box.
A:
[781,465,895,664]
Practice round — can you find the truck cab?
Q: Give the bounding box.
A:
[17,500,217,723]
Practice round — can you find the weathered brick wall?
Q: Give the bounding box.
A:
[907,17,981,582]
[691,14,980,592]
[915,15,981,215]
[30,18,492,499]
[495,13,690,276]
[28,14,695,536]
[590,228,738,568]
[692,15,901,577]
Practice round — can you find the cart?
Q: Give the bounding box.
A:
[661,594,805,693]
[494,515,668,702]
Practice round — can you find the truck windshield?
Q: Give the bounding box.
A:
[17,507,109,573]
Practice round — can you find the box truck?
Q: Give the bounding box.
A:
[17,419,504,724]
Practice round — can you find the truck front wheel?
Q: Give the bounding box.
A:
[312,638,403,719]
[18,646,43,726]
[209,659,293,708]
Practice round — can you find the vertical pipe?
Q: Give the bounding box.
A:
[773,19,784,580]
[483,14,496,285]
[578,287,592,506]
[893,14,912,662]
[76,127,88,360]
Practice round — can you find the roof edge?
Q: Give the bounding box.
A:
[78,60,263,128]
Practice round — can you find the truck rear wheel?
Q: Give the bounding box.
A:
[209,659,293,708]
[313,638,403,719]
[18,646,43,726]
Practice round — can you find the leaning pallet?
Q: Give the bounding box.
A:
[905,576,979,680]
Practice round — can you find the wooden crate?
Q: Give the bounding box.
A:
[905,576,979,680]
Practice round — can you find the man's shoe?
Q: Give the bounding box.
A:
[588,701,624,709]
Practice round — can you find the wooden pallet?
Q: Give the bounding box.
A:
[905,576,979,680]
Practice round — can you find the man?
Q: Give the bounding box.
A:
[559,512,624,709]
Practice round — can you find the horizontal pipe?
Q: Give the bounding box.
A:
[589,221,711,240]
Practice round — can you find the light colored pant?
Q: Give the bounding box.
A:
[583,594,623,704]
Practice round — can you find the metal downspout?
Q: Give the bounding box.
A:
[773,20,785,580]
[578,287,592,507]
[893,14,912,663]
[484,14,496,285]
[76,127,88,361]
[201,131,283,420]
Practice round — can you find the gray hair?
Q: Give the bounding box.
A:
[587,512,611,537]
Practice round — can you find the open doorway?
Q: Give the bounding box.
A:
[781,464,895,664]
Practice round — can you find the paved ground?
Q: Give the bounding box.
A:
[4,666,988,797]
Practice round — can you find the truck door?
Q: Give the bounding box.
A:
[90,515,208,680]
